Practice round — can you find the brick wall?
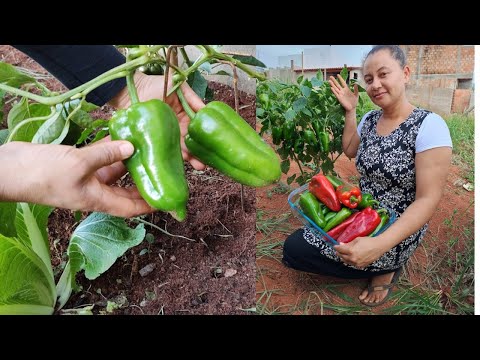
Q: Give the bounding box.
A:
[452,89,472,113]
[400,45,474,114]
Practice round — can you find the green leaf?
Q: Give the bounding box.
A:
[0,62,36,88]
[296,76,304,85]
[285,108,296,121]
[293,97,307,112]
[302,108,312,117]
[0,234,55,314]
[0,201,17,237]
[31,110,66,144]
[281,160,290,174]
[0,129,9,145]
[311,77,324,87]
[199,62,212,74]
[300,85,311,98]
[287,174,296,185]
[340,66,348,82]
[231,55,266,68]
[15,203,54,278]
[7,100,52,142]
[188,70,208,99]
[67,99,97,128]
[91,129,109,143]
[68,212,146,280]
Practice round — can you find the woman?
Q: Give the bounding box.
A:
[282,45,452,306]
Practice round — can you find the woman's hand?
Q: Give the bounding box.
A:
[328,74,359,112]
[333,236,386,269]
[110,72,206,170]
[0,140,155,218]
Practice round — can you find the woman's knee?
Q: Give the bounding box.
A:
[282,228,305,260]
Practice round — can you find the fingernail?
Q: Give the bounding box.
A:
[119,142,134,157]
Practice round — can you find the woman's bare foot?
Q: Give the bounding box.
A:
[358,271,396,305]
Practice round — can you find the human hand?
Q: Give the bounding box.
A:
[328,74,359,112]
[0,140,155,218]
[333,236,385,269]
[110,72,206,171]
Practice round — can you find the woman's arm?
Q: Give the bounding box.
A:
[334,146,452,268]
[328,75,361,158]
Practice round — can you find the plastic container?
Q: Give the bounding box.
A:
[288,183,397,247]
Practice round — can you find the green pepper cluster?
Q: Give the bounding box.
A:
[109,98,281,221]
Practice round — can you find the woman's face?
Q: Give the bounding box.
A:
[363,49,410,109]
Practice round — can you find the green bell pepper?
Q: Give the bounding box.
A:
[178,89,281,187]
[108,99,189,221]
[357,193,380,209]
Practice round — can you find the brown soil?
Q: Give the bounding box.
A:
[256,123,475,315]
[1,45,256,315]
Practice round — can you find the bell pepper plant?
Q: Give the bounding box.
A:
[256,66,367,185]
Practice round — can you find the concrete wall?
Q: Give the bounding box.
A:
[183,45,257,95]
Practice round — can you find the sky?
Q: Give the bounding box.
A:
[256,45,373,69]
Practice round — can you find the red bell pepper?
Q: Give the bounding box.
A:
[336,184,362,209]
[326,211,361,240]
[309,174,341,212]
[336,207,381,244]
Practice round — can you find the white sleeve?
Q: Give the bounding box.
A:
[415,112,453,153]
[357,110,374,137]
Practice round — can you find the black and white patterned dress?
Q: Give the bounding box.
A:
[304,108,431,272]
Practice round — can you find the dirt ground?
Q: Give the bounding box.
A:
[256,124,475,315]
[1,45,256,315]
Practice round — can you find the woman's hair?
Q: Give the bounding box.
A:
[362,45,407,68]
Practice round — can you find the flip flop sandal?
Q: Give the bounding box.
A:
[359,267,403,307]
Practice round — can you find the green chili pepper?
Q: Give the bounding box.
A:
[299,191,326,229]
[311,120,330,154]
[304,129,317,146]
[272,127,282,145]
[357,193,380,209]
[141,62,164,75]
[323,207,353,232]
[320,203,329,216]
[324,211,337,223]
[283,120,295,140]
[109,99,189,221]
[294,138,303,153]
[319,131,330,153]
[178,90,281,187]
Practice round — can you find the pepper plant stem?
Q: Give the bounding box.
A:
[175,87,196,120]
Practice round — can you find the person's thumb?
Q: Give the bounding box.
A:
[80,140,134,171]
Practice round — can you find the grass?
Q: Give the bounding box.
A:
[445,113,474,183]
[266,181,292,199]
[256,210,293,238]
